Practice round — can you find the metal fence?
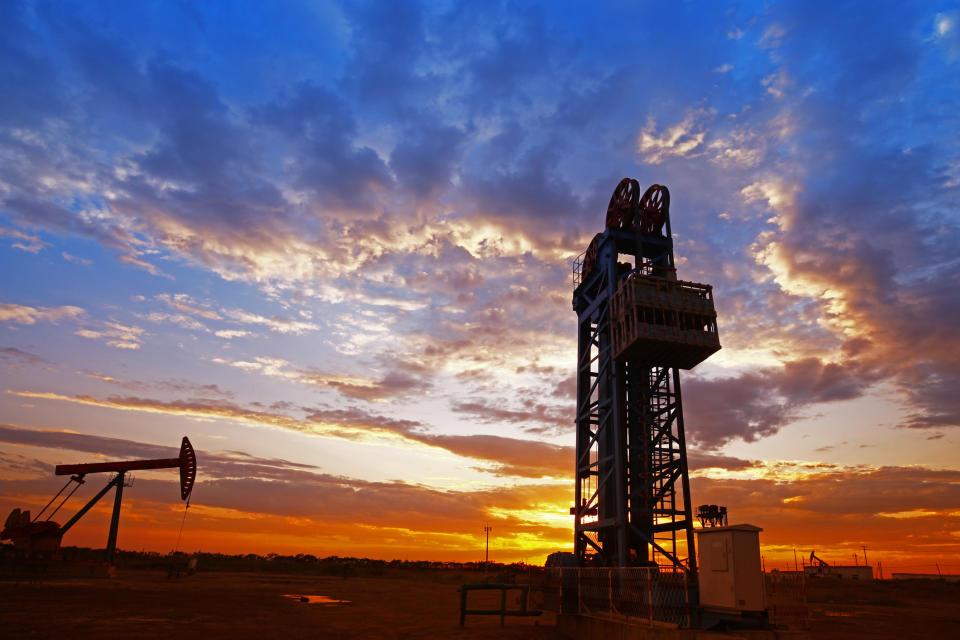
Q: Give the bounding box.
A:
[531,568,809,630]
[534,567,693,627]
[765,572,809,629]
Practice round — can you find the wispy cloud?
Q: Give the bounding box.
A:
[74,321,145,350]
[637,111,710,165]
[7,390,572,478]
[220,308,319,335]
[0,224,49,253]
[61,252,92,265]
[0,302,84,325]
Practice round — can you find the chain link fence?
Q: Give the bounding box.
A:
[533,567,693,627]
[765,571,809,629]
[531,568,809,630]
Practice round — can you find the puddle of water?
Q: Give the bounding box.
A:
[283,594,350,605]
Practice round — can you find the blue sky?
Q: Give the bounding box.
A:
[1,0,959,566]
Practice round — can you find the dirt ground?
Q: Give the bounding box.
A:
[804,577,960,639]
[0,570,561,639]
[2,569,959,639]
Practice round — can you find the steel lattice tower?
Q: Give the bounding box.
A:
[572,179,720,571]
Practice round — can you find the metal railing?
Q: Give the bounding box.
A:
[459,583,542,627]
[571,252,586,289]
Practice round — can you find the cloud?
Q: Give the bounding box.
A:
[141,312,208,332]
[417,433,571,479]
[253,83,394,211]
[7,390,572,478]
[0,422,317,478]
[74,321,145,350]
[220,308,319,335]
[0,302,84,325]
[0,223,49,252]
[0,346,53,369]
[388,124,467,198]
[214,329,250,340]
[681,357,885,449]
[685,465,960,567]
[451,399,570,434]
[935,11,960,59]
[638,111,710,164]
[210,356,420,401]
[687,451,757,471]
[117,252,170,278]
[61,252,92,265]
[156,294,221,320]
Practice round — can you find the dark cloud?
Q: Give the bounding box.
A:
[418,433,571,479]
[464,142,586,226]
[690,465,960,559]
[682,357,882,448]
[0,347,53,369]
[0,422,318,480]
[686,451,756,471]
[341,2,427,111]
[7,391,573,479]
[255,84,393,211]
[694,465,960,519]
[389,125,467,198]
[451,399,570,434]
[0,422,187,462]
[302,405,571,478]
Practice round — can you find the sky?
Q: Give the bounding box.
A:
[1,0,959,571]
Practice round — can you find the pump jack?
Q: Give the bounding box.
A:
[2,436,196,563]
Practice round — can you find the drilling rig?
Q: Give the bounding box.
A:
[572,179,720,571]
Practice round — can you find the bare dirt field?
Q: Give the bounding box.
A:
[0,569,560,639]
[2,569,959,639]
[805,578,960,639]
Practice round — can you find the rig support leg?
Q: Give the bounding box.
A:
[105,471,125,564]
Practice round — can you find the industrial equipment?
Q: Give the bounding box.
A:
[697,505,729,528]
[809,550,828,570]
[1,436,196,562]
[804,550,874,579]
[696,525,765,613]
[572,178,720,570]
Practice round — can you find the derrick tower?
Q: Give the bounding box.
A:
[572,179,720,571]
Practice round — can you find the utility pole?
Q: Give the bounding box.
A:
[793,549,798,572]
[483,525,492,568]
[862,545,869,566]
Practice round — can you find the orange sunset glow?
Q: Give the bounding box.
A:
[2,0,959,583]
